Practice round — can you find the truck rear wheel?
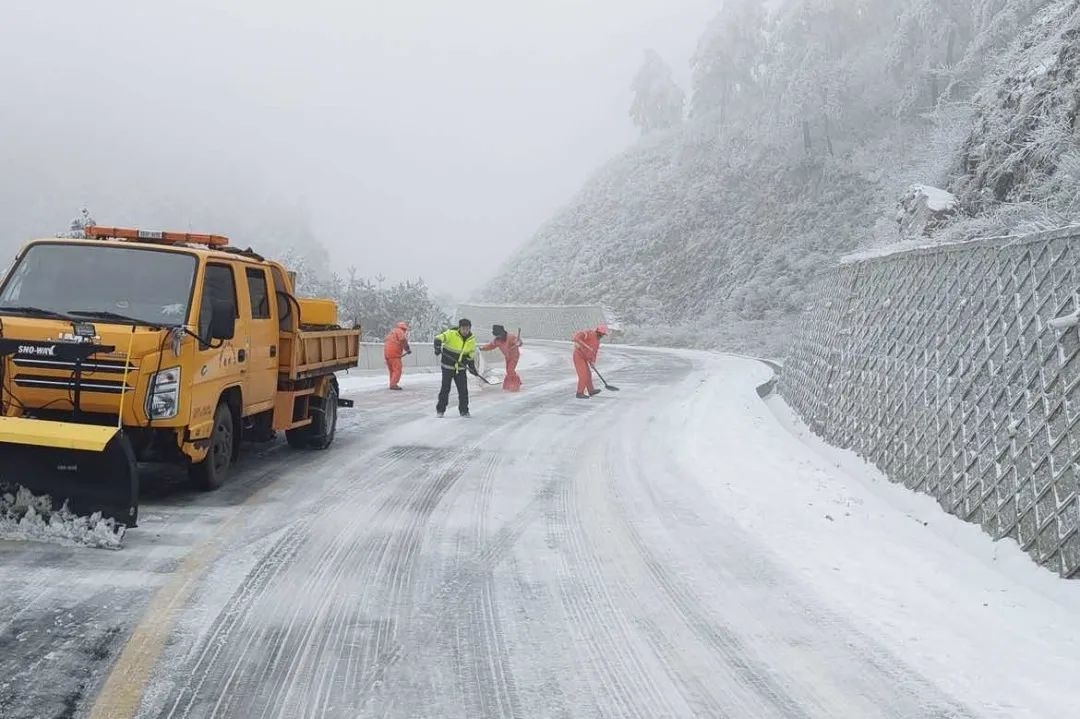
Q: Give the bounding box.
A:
[190,403,234,490]
[285,382,339,450]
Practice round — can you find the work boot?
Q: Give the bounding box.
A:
[390,386,403,391]
[590,388,601,395]
[436,411,445,418]
[460,411,471,418]
[576,393,590,399]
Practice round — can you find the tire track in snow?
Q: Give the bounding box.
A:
[447,450,525,719]
[572,413,818,719]
[352,396,571,716]
[380,476,557,713]
[254,447,477,719]
[344,479,558,714]
[607,365,975,719]
[579,353,826,717]
[601,450,813,718]
[550,450,685,719]
[157,392,547,719]
[157,435,446,718]
[346,379,580,713]
[147,347,695,718]
[538,352,714,718]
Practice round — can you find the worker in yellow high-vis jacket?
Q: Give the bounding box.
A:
[434,319,479,417]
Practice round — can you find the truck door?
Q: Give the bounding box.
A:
[241,266,279,412]
[194,262,241,410]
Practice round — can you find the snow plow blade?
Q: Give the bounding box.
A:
[0,417,138,528]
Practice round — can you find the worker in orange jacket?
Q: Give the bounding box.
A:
[572,324,608,398]
[384,321,411,390]
[480,324,523,391]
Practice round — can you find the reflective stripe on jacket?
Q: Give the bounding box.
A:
[434,329,477,371]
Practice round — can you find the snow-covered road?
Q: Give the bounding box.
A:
[2,343,1080,718]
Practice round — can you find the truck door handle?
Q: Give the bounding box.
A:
[270,346,277,358]
[238,349,247,363]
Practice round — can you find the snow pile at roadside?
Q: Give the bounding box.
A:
[673,356,1080,716]
[0,485,125,550]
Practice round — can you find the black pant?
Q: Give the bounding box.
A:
[437,368,469,414]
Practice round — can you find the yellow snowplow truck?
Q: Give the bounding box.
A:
[0,226,360,531]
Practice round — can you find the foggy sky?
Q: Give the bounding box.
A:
[0,0,716,296]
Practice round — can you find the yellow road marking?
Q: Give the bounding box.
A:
[88,485,274,719]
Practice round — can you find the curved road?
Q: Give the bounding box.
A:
[2,343,1079,718]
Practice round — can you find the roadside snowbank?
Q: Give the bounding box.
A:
[673,356,1080,717]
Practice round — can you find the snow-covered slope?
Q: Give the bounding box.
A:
[483,0,1080,358]
[484,128,878,356]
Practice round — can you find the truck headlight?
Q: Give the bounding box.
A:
[146,367,181,420]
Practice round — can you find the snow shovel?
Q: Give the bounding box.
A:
[469,366,497,386]
[589,363,620,392]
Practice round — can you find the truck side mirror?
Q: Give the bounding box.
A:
[210,299,236,341]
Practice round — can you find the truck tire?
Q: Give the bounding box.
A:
[286,382,339,450]
[190,403,234,490]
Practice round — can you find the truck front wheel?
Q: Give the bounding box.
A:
[286,382,339,450]
[190,403,234,490]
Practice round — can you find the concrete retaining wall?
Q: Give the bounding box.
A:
[356,342,440,371]
[454,304,610,342]
[781,227,1080,576]
[357,342,502,377]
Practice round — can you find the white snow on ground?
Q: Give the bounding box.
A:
[671,355,1080,717]
[8,344,1080,718]
[0,486,124,550]
[339,342,554,394]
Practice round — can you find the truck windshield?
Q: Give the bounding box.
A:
[0,243,197,327]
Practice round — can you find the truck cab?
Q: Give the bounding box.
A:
[0,227,360,528]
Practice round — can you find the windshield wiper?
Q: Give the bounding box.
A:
[67,310,161,328]
[0,305,76,321]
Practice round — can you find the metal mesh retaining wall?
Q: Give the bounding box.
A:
[780,227,1080,576]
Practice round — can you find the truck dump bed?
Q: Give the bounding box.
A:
[279,328,361,380]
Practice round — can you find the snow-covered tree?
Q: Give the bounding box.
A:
[273,247,323,296]
[336,273,450,339]
[886,0,975,114]
[766,0,897,153]
[58,208,96,238]
[629,50,685,136]
[690,0,767,122]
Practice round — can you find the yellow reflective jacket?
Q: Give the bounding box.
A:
[434,329,477,371]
